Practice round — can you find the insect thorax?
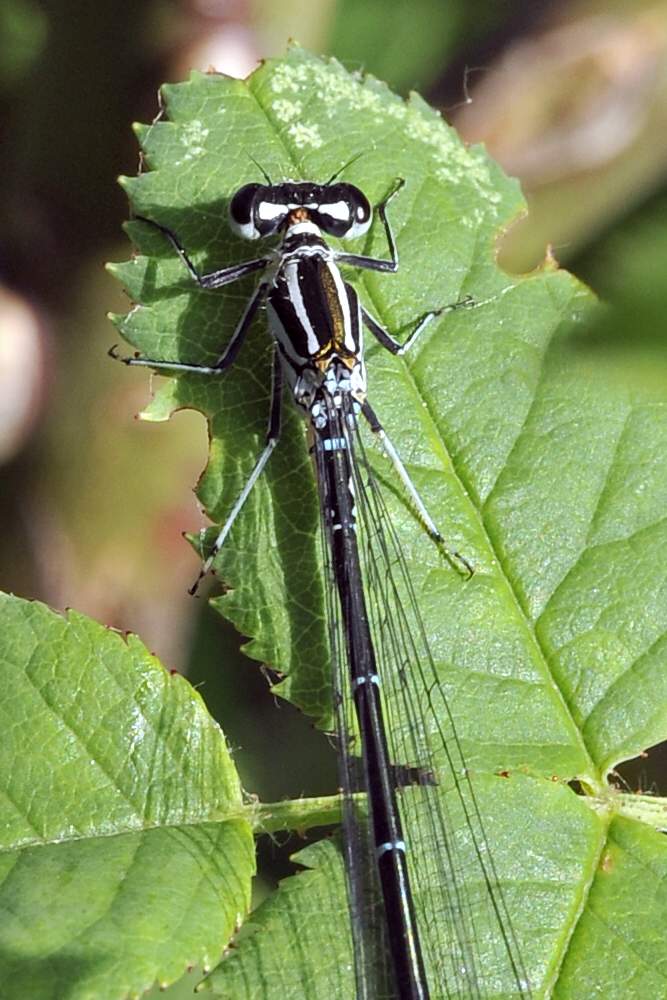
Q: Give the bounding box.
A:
[267,222,367,417]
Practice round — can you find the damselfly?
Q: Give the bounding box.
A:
[113,175,531,999]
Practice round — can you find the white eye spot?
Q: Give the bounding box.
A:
[319,201,350,221]
[257,202,288,221]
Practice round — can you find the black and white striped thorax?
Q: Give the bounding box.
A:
[266,221,367,420]
[266,222,367,419]
[229,181,372,424]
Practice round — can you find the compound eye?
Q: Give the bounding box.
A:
[337,184,372,238]
[229,184,262,239]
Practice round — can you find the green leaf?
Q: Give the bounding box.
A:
[205,775,606,998]
[0,594,254,999]
[205,794,667,1000]
[110,47,667,999]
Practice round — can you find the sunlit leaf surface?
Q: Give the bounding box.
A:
[0,594,254,999]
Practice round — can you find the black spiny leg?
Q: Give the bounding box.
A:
[189,346,284,595]
[361,295,474,357]
[110,280,269,375]
[111,214,272,374]
[134,215,271,289]
[334,177,405,272]
[332,176,476,353]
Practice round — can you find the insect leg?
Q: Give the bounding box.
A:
[134,215,271,288]
[334,178,405,272]
[110,281,269,374]
[189,346,283,594]
[361,296,474,356]
[361,399,473,576]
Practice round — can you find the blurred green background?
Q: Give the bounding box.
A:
[1,1,666,995]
